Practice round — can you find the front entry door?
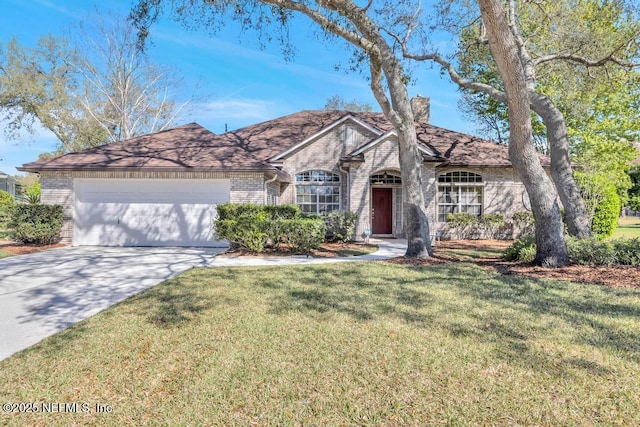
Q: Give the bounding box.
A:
[372,188,393,234]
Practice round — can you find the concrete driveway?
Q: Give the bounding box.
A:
[0,246,225,361]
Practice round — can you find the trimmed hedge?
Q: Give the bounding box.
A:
[445,212,506,239]
[324,210,357,242]
[217,203,300,221]
[512,211,535,237]
[505,235,640,266]
[214,203,325,254]
[9,204,63,244]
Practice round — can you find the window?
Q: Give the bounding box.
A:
[437,171,483,222]
[370,172,402,185]
[295,170,340,214]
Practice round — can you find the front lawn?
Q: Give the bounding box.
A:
[1,261,639,425]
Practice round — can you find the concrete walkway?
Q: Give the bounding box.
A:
[211,238,406,266]
[0,239,405,361]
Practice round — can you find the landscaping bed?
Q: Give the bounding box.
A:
[394,239,640,289]
[0,239,66,256]
[221,241,378,258]
[1,234,638,289]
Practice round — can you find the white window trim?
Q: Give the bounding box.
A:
[437,171,484,222]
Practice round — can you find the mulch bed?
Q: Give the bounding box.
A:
[484,262,640,289]
[220,242,379,258]
[0,239,67,256]
[388,239,640,289]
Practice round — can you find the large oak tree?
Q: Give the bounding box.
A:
[476,0,568,266]
[400,0,640,240]
[132,0,435,257]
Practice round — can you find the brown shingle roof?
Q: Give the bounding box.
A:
[414,123,549,167]
[20,110,546,172]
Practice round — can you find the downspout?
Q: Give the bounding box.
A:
[264,173,278,205]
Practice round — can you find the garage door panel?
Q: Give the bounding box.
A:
[74,179,229,247]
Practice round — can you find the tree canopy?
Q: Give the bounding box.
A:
[453,0,640,204]
[0,13,190,154]
[132,0,435,258]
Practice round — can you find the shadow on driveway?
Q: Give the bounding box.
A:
[0,246,224,361]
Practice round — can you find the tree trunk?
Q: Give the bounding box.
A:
[479,0,568,267]
[396,120,433,258]
[366,37,432,258]
[530,93,592,238]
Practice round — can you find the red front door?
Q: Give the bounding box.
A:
[372,188,393,234]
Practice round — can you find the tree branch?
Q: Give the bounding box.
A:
[534,52,640,69]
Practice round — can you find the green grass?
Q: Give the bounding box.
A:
[613,216,640,239]
[1,261,639,425]
[0,249,12,259]
[437,245,506,261]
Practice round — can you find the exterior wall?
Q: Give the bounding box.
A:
[423,165,438,228]
[229,173,265,204]
[431,166,529,237]
[0,176,16,197]
[266,180,280,205]
[40,172,74,244]
[279,121,379,206]
[39,170,261,245]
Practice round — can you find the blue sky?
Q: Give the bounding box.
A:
[0,0,473,175]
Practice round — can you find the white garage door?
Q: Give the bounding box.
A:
[74,179,230,247]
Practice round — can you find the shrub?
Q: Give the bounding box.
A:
[21,182,41,205]
[215,219,269,252]
[446,212,476,228]
[504,235,536,262]
[263,204,300,219]
[9,204,63,244]
[216,203,300,221]
[612,238,640,266]
[512,211,535,237]
[446,212,506,239]
[567,237,616,266]
[213,203,325,254]
[567,237,640,266]
[0,190,14,209]
[591,185,620,238]
[0,190,15,238]
[630,195,640,212]
[284,219,326,253]
[476,213,505,238]
[324,210,357,242]
[518,245,537,263]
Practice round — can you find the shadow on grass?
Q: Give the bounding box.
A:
[104,259,639,380]
[459,272,640,363]
[259,261,640,371]
[129,268,241,328]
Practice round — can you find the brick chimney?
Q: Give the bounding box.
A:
[410,96,430,123]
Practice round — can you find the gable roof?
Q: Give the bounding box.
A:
[19,110,547,173]
[269,113,385,161]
